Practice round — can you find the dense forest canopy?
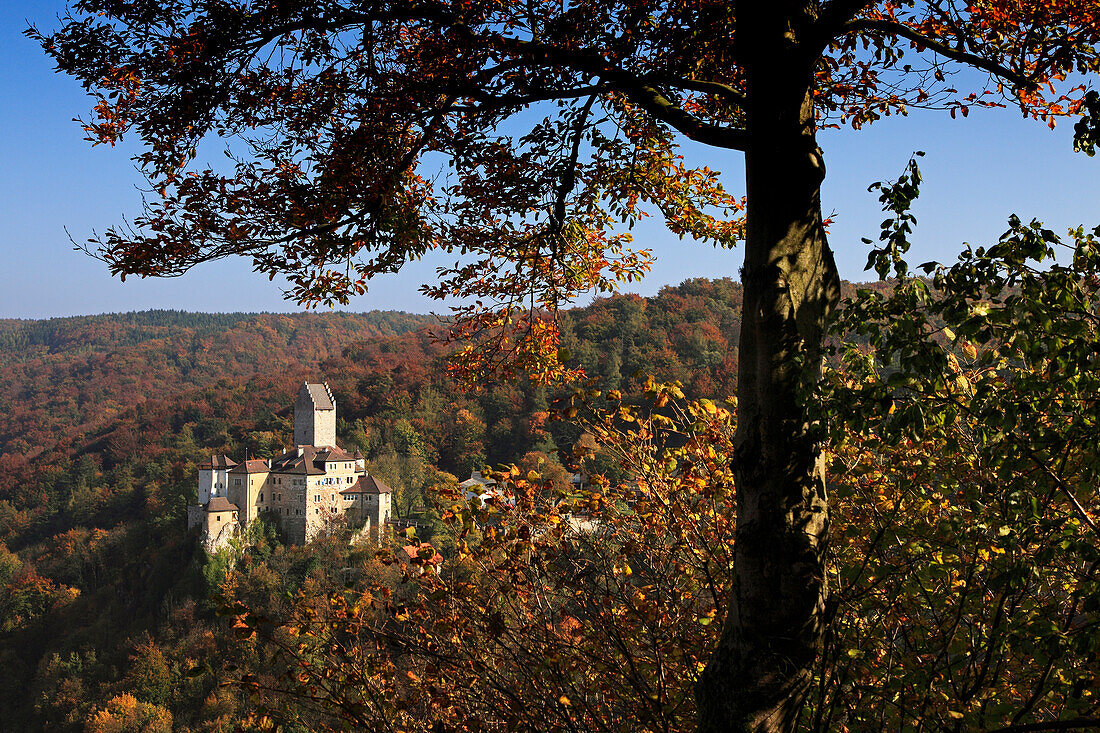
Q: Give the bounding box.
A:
[0,281,755,730]
[0,310,434,456]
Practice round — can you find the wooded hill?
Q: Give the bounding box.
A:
[2,268,1094,732]
[0,310,437,458]
[0,278,750,731]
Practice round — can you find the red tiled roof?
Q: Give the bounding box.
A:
[201,454,238,470]
[314,446,354,461]
[270,447,325,475]
[355,475,393,494]
[270,446,305,466]
[207,497,239,513]
[228,458,269,474]
[269,445,354,473]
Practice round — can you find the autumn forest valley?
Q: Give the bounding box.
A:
[4,265,1100,731]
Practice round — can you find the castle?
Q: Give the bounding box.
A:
[187,383,392,551]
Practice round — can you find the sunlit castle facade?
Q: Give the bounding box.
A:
[187,382,392,551]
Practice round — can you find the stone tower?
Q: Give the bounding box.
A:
[294,382,337,447]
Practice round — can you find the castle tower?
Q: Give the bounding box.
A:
[294,382,337,448]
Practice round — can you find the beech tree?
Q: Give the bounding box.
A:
[815,168,1100,732]
[32,1,1100,729]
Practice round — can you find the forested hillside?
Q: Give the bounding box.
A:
[0,310,436,457]
[0,278,747,731]
[2,269,1096,732]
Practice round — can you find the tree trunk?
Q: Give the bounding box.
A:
[696,4,840,731]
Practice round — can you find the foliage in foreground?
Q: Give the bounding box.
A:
[0,280,749,730]
[225,201,1100,731]
[816,206,1100,730]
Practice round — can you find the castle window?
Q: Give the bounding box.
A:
[259,492,263,502]
[277,493,282,501]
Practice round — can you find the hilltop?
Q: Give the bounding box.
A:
[0,310,437,457]
[0,278,755,730]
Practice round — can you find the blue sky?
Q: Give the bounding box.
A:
[3,1,1099,319]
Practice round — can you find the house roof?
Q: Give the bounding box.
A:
[269,446,347,474]
[314,446,354,462]
[201,454,238,470]
[270,446,304,466]
[304,382,335,410]
[459,470,496,489]
[270,448,324,475]
[228,458,269,474]
[207,497,239,513]
[349,474,393,495]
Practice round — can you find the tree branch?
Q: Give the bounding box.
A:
[206,5,750,149]
[808,0,877,52]
[552,92,598,232]
[497,39,749,150]
[843,18,1040,90]
[647,76,748,109]
[458,84,609,113]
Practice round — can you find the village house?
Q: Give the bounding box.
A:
[188,383,392,551]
